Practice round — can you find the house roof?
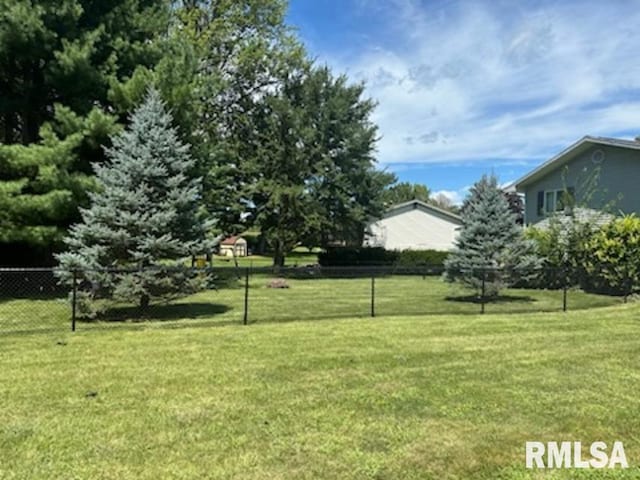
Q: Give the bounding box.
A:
[383,199,462,224]
[514,135,640,190]
[535,208,614,230]
[220,235,244,246]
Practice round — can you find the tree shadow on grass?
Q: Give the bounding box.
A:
[90,302,232,323]
[0,292,67,304]
[445,294,536,304]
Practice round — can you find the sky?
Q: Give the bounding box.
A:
[286,0,640,204]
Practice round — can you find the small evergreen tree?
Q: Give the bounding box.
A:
[57,88,208,310]
[444,174,536,297]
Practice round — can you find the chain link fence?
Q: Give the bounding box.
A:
[0,265,628,335]
[0,269,70,334]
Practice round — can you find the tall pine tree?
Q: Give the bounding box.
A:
[444,174,536,296]
[0,0,169,265]
[57,89,208,308]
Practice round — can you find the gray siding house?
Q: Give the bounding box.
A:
[514,136,640,225]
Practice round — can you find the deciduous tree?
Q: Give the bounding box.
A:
[383,182,430,206]
[248,66,393,265]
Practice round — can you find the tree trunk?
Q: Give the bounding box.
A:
[3,112,16,144]
[272,239,285,271]
[139,293,150,310]
[273,249,285,268]
[355,223,366,247]
[20,63,43,145]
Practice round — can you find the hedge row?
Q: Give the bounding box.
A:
[318,247,449,267]
[394,249,449,266]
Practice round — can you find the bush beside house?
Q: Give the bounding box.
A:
[524,212,597,289]
[583,215,640,295]
[523,212,640,296]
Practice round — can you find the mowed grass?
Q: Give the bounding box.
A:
[2,303,640,479]
[212,250,320,268]
[0,275,622,333]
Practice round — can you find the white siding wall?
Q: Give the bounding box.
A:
[367,209,460,251]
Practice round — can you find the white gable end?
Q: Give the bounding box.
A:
[365,202,460,251]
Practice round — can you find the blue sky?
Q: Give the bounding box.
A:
[287,0,640,204]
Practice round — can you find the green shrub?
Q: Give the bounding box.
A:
[583,215,640,295]
[396,249,449,266]
[524,213,600,289]
[318,247,398,266]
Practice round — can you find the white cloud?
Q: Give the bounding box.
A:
[432,187,470,206]
[322,0,640,166]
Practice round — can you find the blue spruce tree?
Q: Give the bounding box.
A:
[444,174,536,297]
[57,89,208,310]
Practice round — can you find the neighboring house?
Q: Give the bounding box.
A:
[514,136,640,225]
[219,236,248,257]
[364,199,462,251]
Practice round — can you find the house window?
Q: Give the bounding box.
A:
[542,188,574,215]
[545,191,557,214]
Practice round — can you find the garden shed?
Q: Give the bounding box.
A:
[219,236,248,257]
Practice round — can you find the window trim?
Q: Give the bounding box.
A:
[544,191,557,214]
[542,188,574,215]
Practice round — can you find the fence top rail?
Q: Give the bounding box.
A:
[0,265,445,274]
[0,264,597,275]
[0,267,62,272]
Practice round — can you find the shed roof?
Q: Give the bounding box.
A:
[220,235,245,246]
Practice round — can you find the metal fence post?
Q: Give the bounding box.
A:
[624,269,631,304]
[71,270,77,332]
[562,268,568,312]
[370,275,375,318]
[243,267,249,325]
[480,269,486,314]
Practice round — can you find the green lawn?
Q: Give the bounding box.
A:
[2,302,640,479]
[213,250,320,268]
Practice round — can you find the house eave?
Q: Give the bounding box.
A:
[514,135,640,191]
